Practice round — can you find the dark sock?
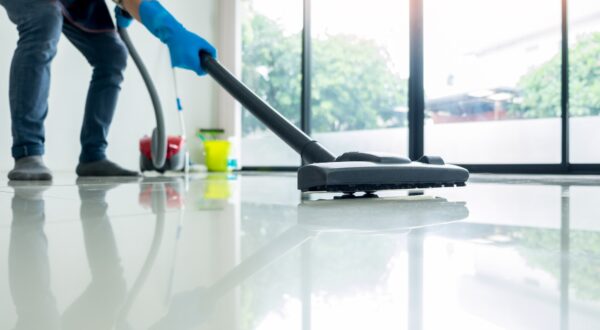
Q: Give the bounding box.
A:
[8,156,53,181]
[76,159,140,177]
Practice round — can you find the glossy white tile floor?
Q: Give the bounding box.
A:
[1,172,600,330]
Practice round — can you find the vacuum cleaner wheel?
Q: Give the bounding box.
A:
[140,154,158,173]
[140,151,186,174]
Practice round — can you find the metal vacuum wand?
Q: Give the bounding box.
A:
[199,51,335,164]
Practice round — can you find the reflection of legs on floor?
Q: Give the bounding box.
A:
[9,190,60,330]
[61,186,127,330]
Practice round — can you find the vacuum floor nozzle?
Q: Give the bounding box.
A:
[298,159,469,193]
[199,52,470,194]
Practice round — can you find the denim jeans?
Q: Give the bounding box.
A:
[0,0,127,162]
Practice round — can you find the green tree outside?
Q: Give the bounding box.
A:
[241,11,408,135]
[243,10,600,128]
[517,32,600,119]
[242,12,302,134]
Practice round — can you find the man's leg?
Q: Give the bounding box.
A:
[1,0,62,181]
[61,21,139,177]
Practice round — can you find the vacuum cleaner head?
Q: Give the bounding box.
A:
[298,152,469,193]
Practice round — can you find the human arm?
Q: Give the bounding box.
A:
[114,0,217,76]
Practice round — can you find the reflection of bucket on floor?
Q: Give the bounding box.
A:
[204,173,231,200]
[204,140,230,172]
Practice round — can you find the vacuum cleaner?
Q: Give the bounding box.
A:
[117,27,187,173]
[118,23,468,193]
[198,51,469,195]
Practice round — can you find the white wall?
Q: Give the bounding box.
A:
[0,0,220,171]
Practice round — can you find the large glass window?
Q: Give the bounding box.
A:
[311,0,409,157]
[424,0,562,164]
[569,1,600,163]
[241,0,600,169]
[241,0,302,167]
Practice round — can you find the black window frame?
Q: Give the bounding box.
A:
[242,0,600,174]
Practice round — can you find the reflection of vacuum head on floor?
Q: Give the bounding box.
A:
[199,51,469,195]
[298,195,469,233]
[117,28,186,173]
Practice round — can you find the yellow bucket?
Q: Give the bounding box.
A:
[204,140,230,172]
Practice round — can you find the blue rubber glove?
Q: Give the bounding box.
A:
[139,1,217,76]
[115,7,134,29]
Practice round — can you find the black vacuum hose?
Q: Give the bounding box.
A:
[118,28,167,169]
